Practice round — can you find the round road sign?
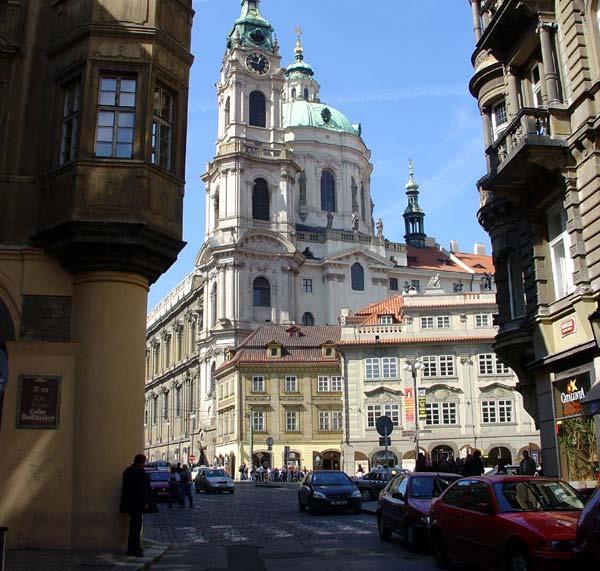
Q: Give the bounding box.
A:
[266,437,274,447]
[189,454,196,463]
[376,415,394,436]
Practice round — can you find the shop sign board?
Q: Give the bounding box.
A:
[16,375,61,429]
[553,372,591,418]
[560,317,576,338]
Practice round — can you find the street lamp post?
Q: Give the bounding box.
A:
[166,421,171,463]
[403,359,424,462]
[248,408,254,469]
[189,412,196,465]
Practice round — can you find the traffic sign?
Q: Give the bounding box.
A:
[189,454,196,463]
[266,437,274,448]
[376,415,394,436]
[379,436,391,447]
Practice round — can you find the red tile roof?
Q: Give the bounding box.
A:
[337,334,496,346]
[216,325,341,374]
[406,245,458,272]
[453,252,495,274]
[349,295,404,325]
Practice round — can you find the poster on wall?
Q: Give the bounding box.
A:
[16,375,61,429]
[405,388,414,424]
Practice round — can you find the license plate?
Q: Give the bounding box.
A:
[331,500,347,506]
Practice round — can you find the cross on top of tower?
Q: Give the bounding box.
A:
[295,25,304,61]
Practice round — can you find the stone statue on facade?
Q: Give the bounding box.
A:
[326,211,334,230]
[352,212,359,232]
[480,272,493,291]
[427,273,441,289]
[376,218,384,239]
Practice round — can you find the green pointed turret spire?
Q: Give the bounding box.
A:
[227,0,275,52]
[286,26,315,77]
[403,160,427,247]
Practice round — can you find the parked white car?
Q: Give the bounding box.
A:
[194,468,235,494]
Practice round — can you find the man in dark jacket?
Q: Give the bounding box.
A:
[464,449,485,476]
[120,454,154,557]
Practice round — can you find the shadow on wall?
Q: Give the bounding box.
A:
[0,298,15,430]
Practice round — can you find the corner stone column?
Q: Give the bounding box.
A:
[70,271,148,550]
[538,21,560,105]
[470,0,482,42]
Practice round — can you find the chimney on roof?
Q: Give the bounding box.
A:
[449,240,459,253]
[339,307,351,326]
[474,242,487,256]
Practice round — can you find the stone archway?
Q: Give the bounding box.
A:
[431,445,455,464]
[487,446,513,467]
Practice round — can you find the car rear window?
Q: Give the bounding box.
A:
[494,480,584,512]
[312,472,352,485]
[411,476,459,498]
[204,470,227,478]
[149,472,170,482]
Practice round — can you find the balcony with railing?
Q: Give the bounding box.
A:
[217,140,291,161]
[485,107,568,191]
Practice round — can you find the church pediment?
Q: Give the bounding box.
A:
[324,247,391,266]
[238,230,296,255]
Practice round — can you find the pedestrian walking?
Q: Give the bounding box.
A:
[180,464,193,508]
[415,452,428,472]
[120,453,156,558]
[465,450,485,476]
[496,458,508,475]
[168,466,181,508]
[519,450,537,476]
[356,464,365,478]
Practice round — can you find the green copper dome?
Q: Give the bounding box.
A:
[283,101,360,136]
[228,0,275,52]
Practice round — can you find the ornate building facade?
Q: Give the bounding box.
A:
[468,0,600,489]
[0,0,194,550]
[145,0,497,464]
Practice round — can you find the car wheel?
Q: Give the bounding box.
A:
[405,523,418,552]
[507,545,531,571]
[432,531,451,569]
[377,514,392,541]
[361,489,372,502]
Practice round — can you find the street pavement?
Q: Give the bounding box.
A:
[144,483,438,570]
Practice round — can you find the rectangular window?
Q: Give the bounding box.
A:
[331,410,343,430]
[317,376,330,392]
[163,392,169,420]
[367,404,399,427]
[383,404,400,426]
[482,400,513,424]
[330,376,342,392]
[366,404,381,428]
[302,279,313,293]
[478,354,511,375]
[498,400,512,423]
[284,376,298,392]
[379,315,393,325]
[475,313,491,327]
[531,64,543,108]
[425,402,458,426]
[285,411,298,432]
[547,208,574,301]
[411,280,421,292]
[491,100,508,141]
[176,388,181,417]
[437,316,450,328]
[60,80,81,164]
[95,76,136,158]
[318,411,330,431]
[422,356,455,377]
[251,376,265,392]
[365,358,381,380]
[152,85,174,170]
[152,398,158,424]
[389,278,399,291]
[495,357,511,375]
[438,355,455,376]
[422,356,438,377]
[381,357,398,379]
[420,316,435,329]
[252,411,265,431]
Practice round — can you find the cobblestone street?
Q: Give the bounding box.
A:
[144,483,438,570]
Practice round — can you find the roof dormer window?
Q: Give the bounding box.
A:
[266,341,282,359]
[379,315,393,325]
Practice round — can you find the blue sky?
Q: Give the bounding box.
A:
[148,0,487,309]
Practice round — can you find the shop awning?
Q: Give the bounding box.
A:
[582,381,600,416]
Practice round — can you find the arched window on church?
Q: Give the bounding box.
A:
[210,362,216,397]
[291,88,297,99]
[210,282,217,327]
[302,312,315,326]
[249,90,266,127]
[351,262,365,291]
[252,178,270,221]
[320,170,336,212]
[304,88,309,100]
[360,182,366,222]
[224,97,231,126]
[253,277,271,307]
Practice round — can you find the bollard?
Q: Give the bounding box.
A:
[0,527,7,571]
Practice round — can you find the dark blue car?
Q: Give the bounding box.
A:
[298,470,362,514]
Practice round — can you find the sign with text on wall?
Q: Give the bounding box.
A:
[405,388,414,424]
[560,317,576,338]
[16,375,61,429]
[553,371,591,419]
[418,388,427,421]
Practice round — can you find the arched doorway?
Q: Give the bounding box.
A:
[314,450,340,470]
[518,444,541,466]
[372,450,399,469]
[252,451,271,469]
[487,446,512,467]
[431,445,455,465]
[0,298,15,429]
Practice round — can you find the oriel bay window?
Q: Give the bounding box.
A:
[152,85,174,171]
[60,80,81,165]
[95,76,136,158]
[547,207,574,301]
[491,100,508,141]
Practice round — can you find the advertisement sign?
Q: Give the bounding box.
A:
[553,372,591,419]
[418,388,427,421]
[405,388,414,424]
[16,375,61,429]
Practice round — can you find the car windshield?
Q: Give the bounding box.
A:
[205,470,227,478]
[149,472,170,482]
[494,480,584,512]
[411,476,458,499]
[312,472,352,486]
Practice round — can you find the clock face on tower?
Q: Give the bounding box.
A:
[246,53,270,76]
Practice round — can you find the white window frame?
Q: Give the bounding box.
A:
[331,410,343,430]
[547,208,575,301]
[366,403,400,428]
[482,400,513,424]
[381,357,398,379]
[379,315,393,325]
[251,376,265,392]
[365,358,381,380]
[318,410,330,431]
[285,410,298,432]
[475,313,491,327]
[425,402,458,426]
[478,354,511,375]
[422,355,455,377]
[330,376,342,392]
[420,316,435,329]
[530,63,543,108]
[420,316,450,329]
[252,410,265,431]
[317,376,330,392]
[491,100,508,141]
[284,376,298,393]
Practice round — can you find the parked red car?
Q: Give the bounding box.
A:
[147,470,170,501]
[376,472,460,550]
[576,486,600,563]
[430,476,584,571]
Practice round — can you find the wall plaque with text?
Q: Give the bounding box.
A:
[16,375,61,429]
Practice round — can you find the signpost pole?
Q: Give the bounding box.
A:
[413,366,420,461]
[248,408,254,470]
[384,426,389,467]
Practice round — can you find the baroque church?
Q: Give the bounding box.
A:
[144,0,494,465]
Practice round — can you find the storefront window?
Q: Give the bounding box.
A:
[554,371,598,488]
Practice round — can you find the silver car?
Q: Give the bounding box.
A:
[194,468,235,494]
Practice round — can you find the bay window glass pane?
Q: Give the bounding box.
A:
[95,143,113,157]
[118,112,134,127]
[116,143,132,158]
[98,112,115,126]
[96,127,113,142]
[117,127,134,143]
